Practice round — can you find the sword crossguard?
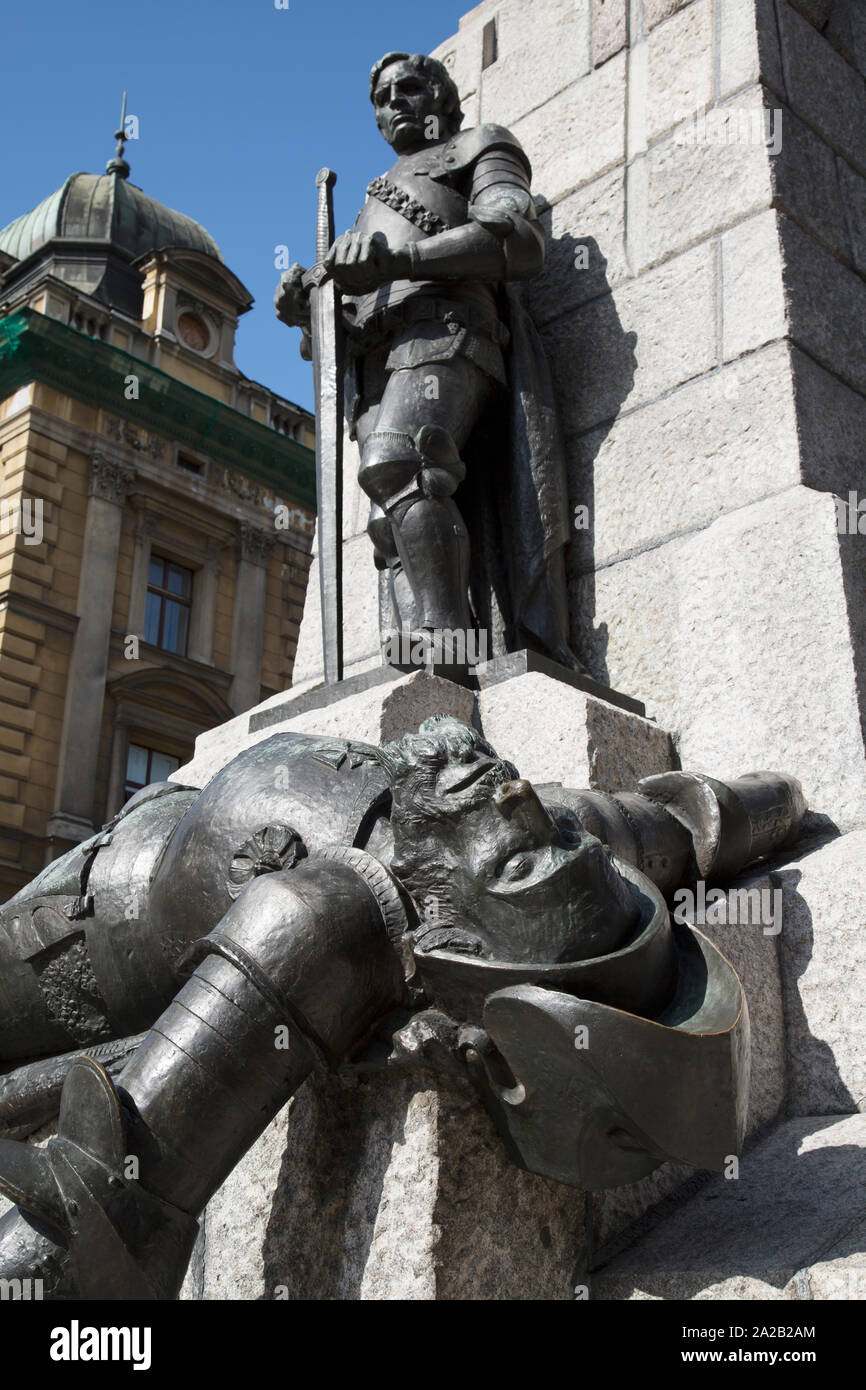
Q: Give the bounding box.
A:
[302,263,331,291]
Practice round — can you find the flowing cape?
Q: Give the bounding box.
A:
[461,286,574,664]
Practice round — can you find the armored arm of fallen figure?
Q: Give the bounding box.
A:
[0,716,805,1300]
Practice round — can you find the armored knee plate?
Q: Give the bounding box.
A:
[367,503,398,569]
[359,425,466,517]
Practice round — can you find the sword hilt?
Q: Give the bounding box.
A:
[315,167,337,265]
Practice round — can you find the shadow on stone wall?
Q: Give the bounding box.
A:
[772,847,859,1118]
[525,216,638,685]
[589,1113,866,1298]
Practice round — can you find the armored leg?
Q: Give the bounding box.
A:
[360,425,471,632]
[0,849,408,1299]
[356,359,495,642]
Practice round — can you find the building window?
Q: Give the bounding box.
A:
[482,18,498,69]
[124,742,181,798]
[176,452,204,477]
[144,557,192,654]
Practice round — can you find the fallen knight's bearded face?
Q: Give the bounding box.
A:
[379,717,640,965]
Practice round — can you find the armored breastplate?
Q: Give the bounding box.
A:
[147,733,393,958]
[346,146,476,331]
[356,145,472,239]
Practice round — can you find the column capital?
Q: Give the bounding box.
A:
[238,521,277,569]
[90,453,136,506]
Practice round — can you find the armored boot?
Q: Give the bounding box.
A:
[0,848,409,1300]
[390,495,472,633]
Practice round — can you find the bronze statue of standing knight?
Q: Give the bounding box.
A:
[276,51,580,672]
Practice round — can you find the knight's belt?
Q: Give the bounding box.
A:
[347,295,510,352]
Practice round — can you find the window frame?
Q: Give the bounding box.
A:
[123,740,182,800]
[144,554,194,656]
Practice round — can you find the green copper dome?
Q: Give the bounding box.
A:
[0,171,223,266]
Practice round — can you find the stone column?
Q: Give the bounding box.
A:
[229,522,275,714]
[126,510,157,637]
[187,539,222,666]
[49,454,134,848]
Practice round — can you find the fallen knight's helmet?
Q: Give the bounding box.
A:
[377,716,798,1191]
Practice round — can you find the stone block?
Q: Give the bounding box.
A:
[432,5,489,105]
[641,94,772,270]
[591,1160,700,1252]
[627,38,649,159]
[591,1114,866,1298]
[720,0,761,97]
[572,487,866,828]
[820,3,858,67]
[290,533,380,688]
[594,0,628,66]
[187,1071,586,1301]
[340,432,367,541]
[771,101,849,262]
[733,0,783,99]
[459,90,481,129]
[786,0,833,27]
[378,670,476,744]
[791,345,866,496]
[175,671,475,789]
[645,0,714,146]
[480,0,591,128]
[543,239,715,436]
[643,0,692,29]
[778,1,866,174]
[477,670,673,788]
[850,4,866,77]
[721,210,786,361]
[525,167,628,326]
[774,829,866,1115]
[512,50,627,202]
[837,157,866,277]
[781,214,866,398]
[569,343,800,568]
[682,869,787,1135]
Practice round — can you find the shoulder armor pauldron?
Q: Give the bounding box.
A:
[430,124,532,181]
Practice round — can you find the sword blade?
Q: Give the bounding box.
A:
[309,168,344,685]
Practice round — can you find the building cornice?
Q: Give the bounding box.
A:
[0,307,316,511]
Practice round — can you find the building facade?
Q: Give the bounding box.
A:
[0,139,315,901]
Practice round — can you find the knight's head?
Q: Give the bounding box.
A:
[378,717,639,964]
[369,52,463,153]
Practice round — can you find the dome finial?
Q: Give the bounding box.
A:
[106,91,131,179]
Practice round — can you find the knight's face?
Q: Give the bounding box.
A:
[373,61,442,153]
[423,751,639,964]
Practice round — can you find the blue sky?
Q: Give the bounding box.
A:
[1,0,470,412]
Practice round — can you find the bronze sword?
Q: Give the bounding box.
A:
[304,168,344,684]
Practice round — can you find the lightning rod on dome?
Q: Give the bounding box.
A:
[106,91,130,180]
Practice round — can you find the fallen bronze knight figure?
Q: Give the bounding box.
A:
[0,716,805,1299]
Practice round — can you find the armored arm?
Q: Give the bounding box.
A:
[392,140,544,284]
[545,770,806,897]
[327,127,546,291]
